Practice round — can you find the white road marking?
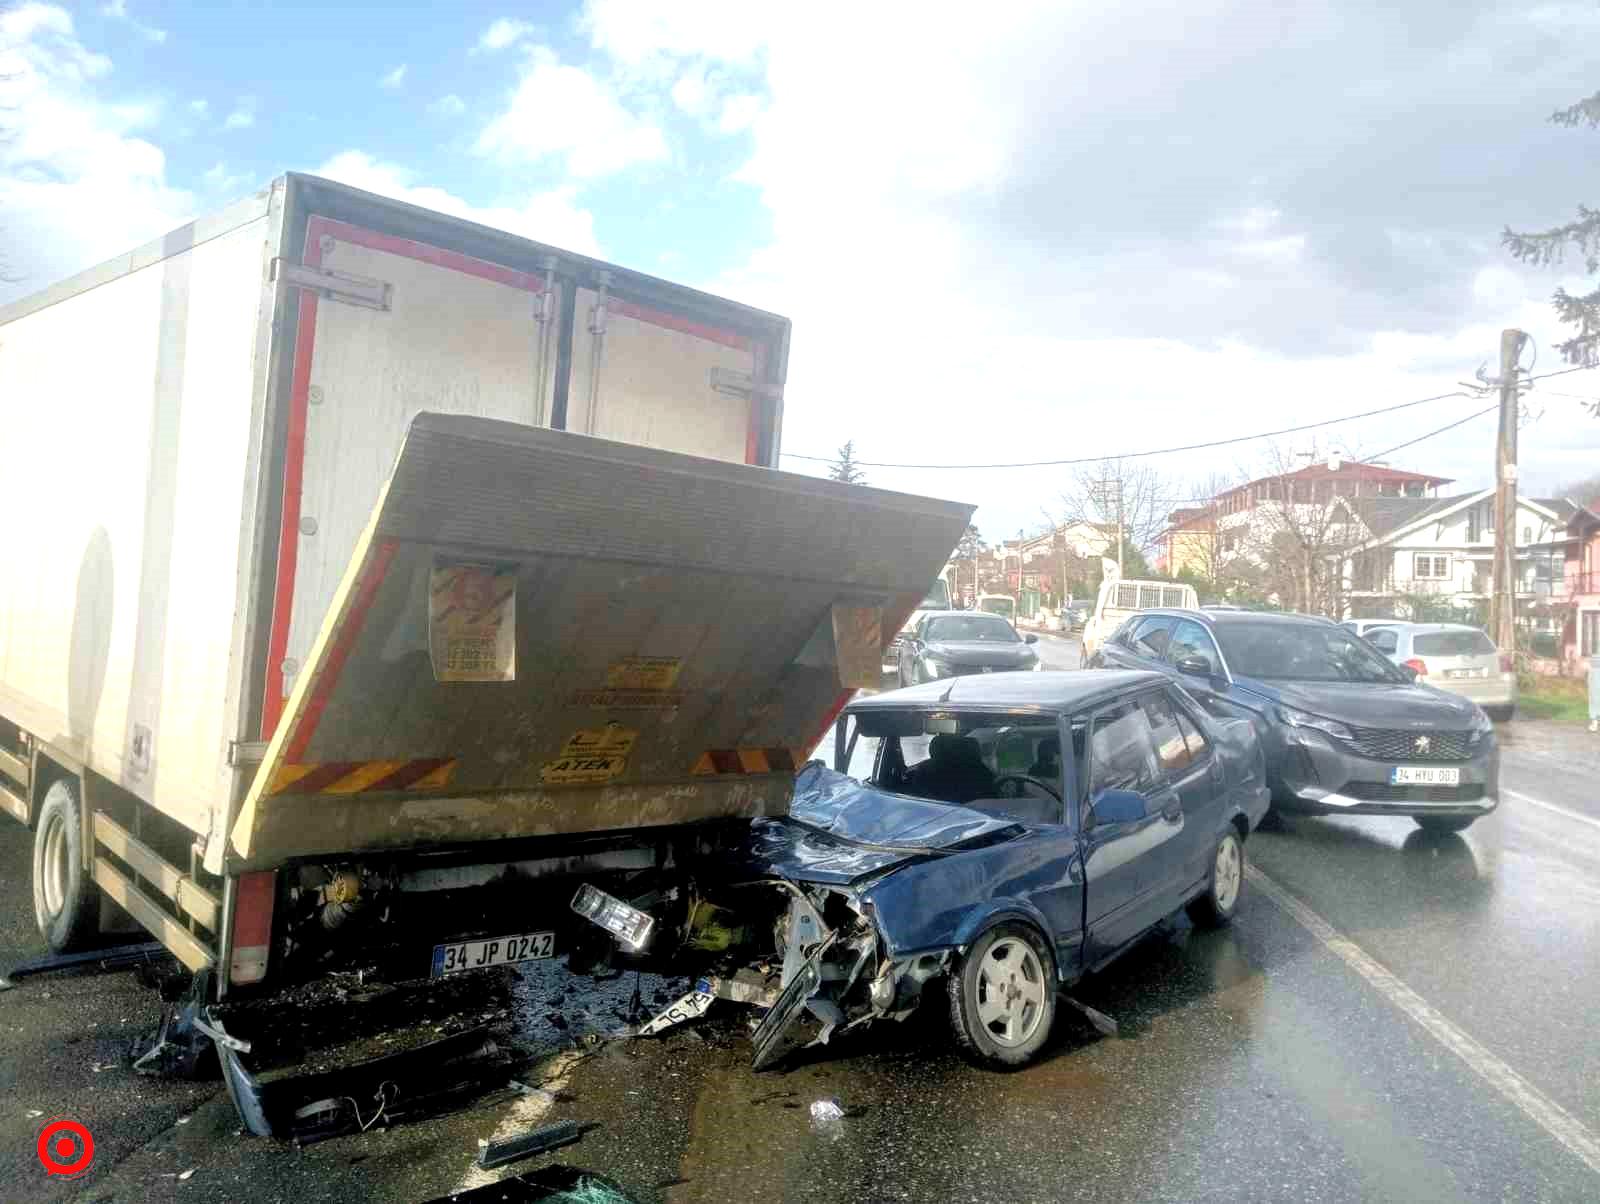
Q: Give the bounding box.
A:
[450,1048,586,1193]
[1503,788,1600,835]
[1246,863,1600,1178]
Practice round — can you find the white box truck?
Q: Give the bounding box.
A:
[0,172,971,1044]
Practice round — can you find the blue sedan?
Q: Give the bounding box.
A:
[615,669,1270,1069]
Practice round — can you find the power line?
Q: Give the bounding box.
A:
[1358,404,1499,464]
[781,364,1595,471]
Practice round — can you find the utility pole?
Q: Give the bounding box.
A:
[1490,329,1523,653]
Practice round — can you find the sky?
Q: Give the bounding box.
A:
[3,1,1600,545]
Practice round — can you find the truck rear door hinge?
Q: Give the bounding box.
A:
[226,740,267,768]
[709,366,783,400]
[270,258,393,311]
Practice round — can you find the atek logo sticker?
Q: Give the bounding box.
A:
[36,1115,94,1178]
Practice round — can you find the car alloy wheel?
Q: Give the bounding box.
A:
[974,936,1049,1048]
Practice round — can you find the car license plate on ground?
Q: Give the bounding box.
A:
[1390,766,1461,786]
[1445,668,1485,679]
[430,931,554,978]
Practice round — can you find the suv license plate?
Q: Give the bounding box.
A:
[1390,766,1460,786]
[430,931,554,978]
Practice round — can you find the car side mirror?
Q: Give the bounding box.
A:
[1091,788,1147,824]
[1024,633,1038,644]
[1174,655,1214,679]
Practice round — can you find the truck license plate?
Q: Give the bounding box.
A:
[1389,766,1460,786]
[430,931,554,978]
[1445,668,1485,679]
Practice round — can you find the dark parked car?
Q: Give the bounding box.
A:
[1085,608,1498,831]
[606,670,1270,1070]
[896,609,1040,686]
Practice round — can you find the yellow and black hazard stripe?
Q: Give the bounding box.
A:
[690,748,800,776]
[267,758,457,796]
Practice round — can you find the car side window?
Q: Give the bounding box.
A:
[1166,619,1221,674]
[1139,691,1196,775]
[1089,702,1160,797]
[1368,628,1399,656]
[1130,615,1175,658]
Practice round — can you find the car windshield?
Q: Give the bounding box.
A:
[1413,630,1496,656]
[920,580,950,609]
[1214,620,1407,683]
[925,615,1019,643]
[846,711,1064,809]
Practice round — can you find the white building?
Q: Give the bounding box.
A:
[1336,490,1578,619]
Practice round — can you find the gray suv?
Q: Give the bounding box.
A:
[1085,609,1498,832]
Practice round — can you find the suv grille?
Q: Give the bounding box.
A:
[1346,726,1475,762]
[1343,781,1485,803]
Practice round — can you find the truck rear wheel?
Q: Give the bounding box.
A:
[32,778,100,952]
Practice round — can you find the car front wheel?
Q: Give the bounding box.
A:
[948,922,1056,1068]
[1187,829,1244,928]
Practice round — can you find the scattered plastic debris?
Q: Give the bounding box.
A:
[26,1109,42,1118]
[809,1097,846,1142]
[476,1119,584,1169]
[1061,996,1120,1039]
[176,1115,192,1125]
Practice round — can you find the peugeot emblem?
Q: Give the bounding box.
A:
[1414,735,1431,753]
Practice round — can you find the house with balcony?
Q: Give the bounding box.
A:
[1334,490,1579,632]
[1559,501,1600,665]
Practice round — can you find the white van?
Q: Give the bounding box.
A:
[976,593,1017,622]
[1080,578,1199,658]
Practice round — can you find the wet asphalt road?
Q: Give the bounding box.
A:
[3,635,1599,1202]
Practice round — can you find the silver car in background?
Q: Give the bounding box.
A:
[1366,623,1517,720]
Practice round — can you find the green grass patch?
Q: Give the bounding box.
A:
[1516,674,1592,724]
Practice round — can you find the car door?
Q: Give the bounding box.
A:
[1078,696,1184,967]
[1138,688,1225,899]
[1100,614,1175,672]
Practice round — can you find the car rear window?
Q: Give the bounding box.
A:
[1412,630,1496,656]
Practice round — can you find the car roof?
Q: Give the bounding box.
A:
[1116,606,1337,631]
[1400,622,1492,636]
[846,669,1167,713]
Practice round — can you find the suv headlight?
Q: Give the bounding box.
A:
[921,654,950,674]
[1468,705,1493,741]
[1277,705,1353,743]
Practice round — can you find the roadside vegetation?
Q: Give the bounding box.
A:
[1516,673,1591,724]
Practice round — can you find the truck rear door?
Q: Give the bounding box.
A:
[262,215,779,738]
[226,413,972,871]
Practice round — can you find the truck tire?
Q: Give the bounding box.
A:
[947,922,1056,1068]
[32,778,100,952]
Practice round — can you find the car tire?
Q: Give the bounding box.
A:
[1187,829,1244,928]
[948,922,1056,1068]
[1484,705,1514,723]
[32,778,100,953]
[1414,815,1476,834]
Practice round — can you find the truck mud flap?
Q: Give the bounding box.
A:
[214,1016,511,1141]
[226,413,972,871]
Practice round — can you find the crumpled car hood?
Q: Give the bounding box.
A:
[740,764,1023,885]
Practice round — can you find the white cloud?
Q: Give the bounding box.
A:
[0,4,191,301]
[316,150,601,257]
[429,93,466,117]
[188,97,208,115]
[669,66,711,116]
[716,92,760,134]
[477,48,667,178]
[477,18,535,52]
[380,64,407,90]
[222,98,254,130]
[201,161,248,195]
[100,0,167,44]
[570,2,1600,538]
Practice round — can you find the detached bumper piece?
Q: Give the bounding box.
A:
[426,1167,643,1204]
[214,1017,513,1142]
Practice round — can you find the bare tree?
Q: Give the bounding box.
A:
[1059,458,1169,574]
[1237,444,1370,616]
